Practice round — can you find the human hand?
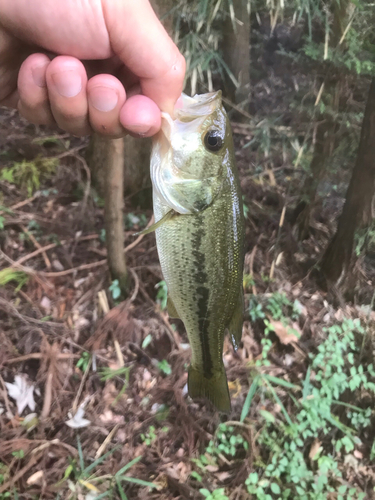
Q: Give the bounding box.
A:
[0,0,185,137]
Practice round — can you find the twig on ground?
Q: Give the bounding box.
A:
[95,424,120,459]
[37,216,155,278]
[0,194,38,215]
[16,243,59,266]
[3,353,78,364]
[129,268,140,303]
[0,216,154,280]
[19,224,51,269]
[0,297,66,329]
[0,453,41,494]
[16,233,103,266]
[72,357,92,414]
[98,289,110,315]
[41,370,53,419]
[0,250,52,290]
[138,281,181,350]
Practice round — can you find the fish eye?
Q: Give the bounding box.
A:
[204,130,223,152]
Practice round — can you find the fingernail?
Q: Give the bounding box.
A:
[51,70,82,97]
[32,64,48,87]
[89,86,118,112]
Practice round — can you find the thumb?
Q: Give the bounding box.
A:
[103,0,185,115]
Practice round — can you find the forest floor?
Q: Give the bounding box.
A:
[1,54,375,499]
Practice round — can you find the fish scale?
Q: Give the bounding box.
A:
[150,91,244,411]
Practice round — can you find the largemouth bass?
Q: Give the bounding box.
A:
[149,91,244,411]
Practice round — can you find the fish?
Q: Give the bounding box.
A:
[148,91,245,411]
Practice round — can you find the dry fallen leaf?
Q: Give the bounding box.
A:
[270,320,300,345]
[309,439,322,460]
[27,470,44,485]
[66,405,91,429]
[5,374,36,415]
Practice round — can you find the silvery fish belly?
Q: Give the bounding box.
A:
[150,91,244,412]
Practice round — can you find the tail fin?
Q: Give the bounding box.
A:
[188,366,231,412]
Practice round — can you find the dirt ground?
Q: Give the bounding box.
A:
[1,54,375,499]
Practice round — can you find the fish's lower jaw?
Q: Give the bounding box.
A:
[188,366,231,412]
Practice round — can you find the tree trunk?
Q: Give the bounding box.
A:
[103,137,129,293]
[221,0,251,107]
[87,134,151,201]
[321,78,375,283]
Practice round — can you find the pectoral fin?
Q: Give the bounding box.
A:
[171,177,222,213]
[167,296,180,319]
[155,175,223,214]
[134,210,175,236]
[228,289,244,351]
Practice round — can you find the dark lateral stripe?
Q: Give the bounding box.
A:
[191,223,213,378]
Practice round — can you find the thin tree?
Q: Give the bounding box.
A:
[103,137,128,292]
[86,0,172,296]
[321,78,375,283]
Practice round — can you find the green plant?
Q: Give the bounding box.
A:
[155,280,168,310]
[99,365,131,382]
[11,450,24,460]
[76,351,91,372]
[200,488,229,500]
[208,423,248,458]
[354,221,375,257]
[100,228,106,243]
[171,0,239,94]
[59,437,155,500]
[141,425,157,446]
[0,268,29,291]
[157,359,172,375]
[142,334,152,349]
[243,318,371,499]
[0,157,57,197]
[248,296,266,322]
[0,463,8,485]
[242,196,250,218]
[265,292,292,320]
[141,425,169,447]
[109,279,122,300]
[192,423,248,477]
[243,273,255,291]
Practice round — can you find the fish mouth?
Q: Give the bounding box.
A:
[176,90,222,119]
[159,90,223,141]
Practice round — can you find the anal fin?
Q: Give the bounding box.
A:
[167,296,180,319]
[228,288,244,351]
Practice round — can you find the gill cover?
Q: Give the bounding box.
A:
[151,91,225,215]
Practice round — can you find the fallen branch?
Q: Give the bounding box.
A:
[36,216,154,278]
[0,297,66,328]
[19,224,51,269]
[3,353,78,364]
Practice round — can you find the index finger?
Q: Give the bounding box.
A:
[103,0,186,116]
